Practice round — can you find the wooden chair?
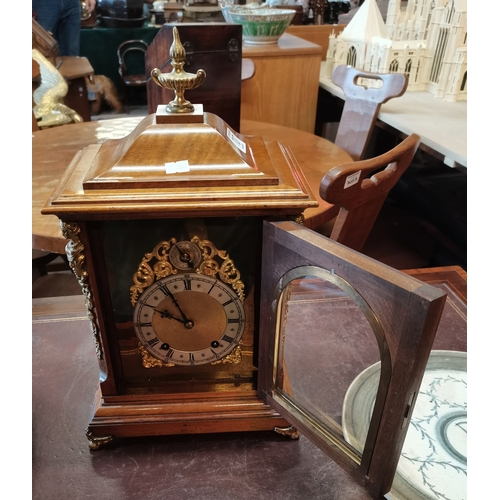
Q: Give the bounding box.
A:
[32,249,82,298]
[329,65,408,162]
[305,66,409,235]
[117,39,149,112]
[33,250,60,279]
[318,133,420,251]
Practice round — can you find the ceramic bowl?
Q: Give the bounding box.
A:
[219,2,295,45]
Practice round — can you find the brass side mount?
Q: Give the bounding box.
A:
[151,27,206,113]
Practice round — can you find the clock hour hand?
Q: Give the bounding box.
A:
[147,305,184,324]
[147,303,194,329]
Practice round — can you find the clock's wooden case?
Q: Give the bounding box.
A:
[42,108,317,444]
[43,108,447,498]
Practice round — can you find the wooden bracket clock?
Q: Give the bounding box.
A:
[42,28,447,499]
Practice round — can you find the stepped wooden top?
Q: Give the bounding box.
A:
[42,112,319,220]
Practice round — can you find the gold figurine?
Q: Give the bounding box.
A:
[32,48,83,128]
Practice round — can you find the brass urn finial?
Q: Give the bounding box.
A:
[151,27,206,113]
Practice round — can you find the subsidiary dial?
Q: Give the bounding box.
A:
[169,241,202,270]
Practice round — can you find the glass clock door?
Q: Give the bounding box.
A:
[258,220,447,499]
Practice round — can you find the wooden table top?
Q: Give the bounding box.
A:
[33,116,352,254]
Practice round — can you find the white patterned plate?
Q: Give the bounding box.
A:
[342,350,467,500]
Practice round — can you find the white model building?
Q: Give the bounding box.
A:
[325,0,467,101]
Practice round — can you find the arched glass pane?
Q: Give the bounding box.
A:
[274,270,383,457]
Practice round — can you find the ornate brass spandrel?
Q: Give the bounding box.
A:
[130,238,178,304]
[139,343,175,368]
[194,236,245,302]
[61,221,103,360]
[130,236,245,306]
[211,345,242,365]
[139,343,242,369]
[150,27,206,113]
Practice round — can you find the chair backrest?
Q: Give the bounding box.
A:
[332,65,408,161]
[319,133,420,251]
[117,40,148,80]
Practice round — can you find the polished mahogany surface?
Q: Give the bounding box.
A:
[32,117,352,254]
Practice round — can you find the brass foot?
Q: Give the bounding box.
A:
[85,428,113,450]
[274,425,299,439]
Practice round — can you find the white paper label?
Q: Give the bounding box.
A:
[165,160,190,174]
[227,128,246,153]
[344,171,361,189]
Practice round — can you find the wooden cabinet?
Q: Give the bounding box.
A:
[241,34,322,133]
[286,24,346,61]
[58,56,94,122]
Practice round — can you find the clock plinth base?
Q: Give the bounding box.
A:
[87,388,291,447]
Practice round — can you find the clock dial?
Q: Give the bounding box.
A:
[133,273,246,365]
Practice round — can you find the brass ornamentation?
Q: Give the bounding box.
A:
[85,428,113,450]
[150,27,206,113]
[131,236,245,369]
[130,238,178,305]
[130,236,245,305]
[61,221,103,359]
[32,48,83,128]
[138,343,241,367]
[274,426,300,439]
[195,236,245,302]
[293,214,305,225]
[139,343,175,368]
[211,345,242,365]
[80,0,91,20]
[139,342,243,370]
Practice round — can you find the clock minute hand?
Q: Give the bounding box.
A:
[169,295,190,322]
